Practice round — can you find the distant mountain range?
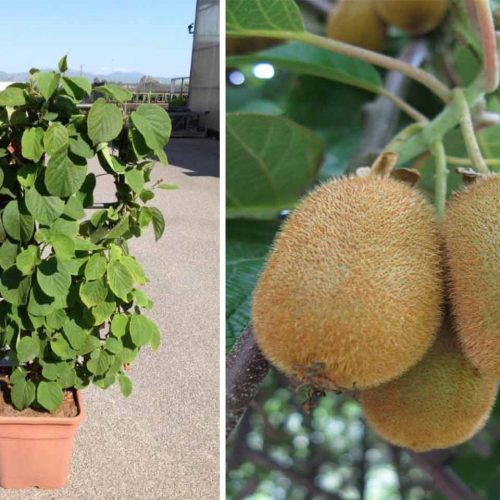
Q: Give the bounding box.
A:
[0,69,173,84]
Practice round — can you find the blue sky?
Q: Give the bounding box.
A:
[0,0,196,77]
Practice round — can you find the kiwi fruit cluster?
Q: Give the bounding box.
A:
[252,156,499,452]
[327,0,448,51]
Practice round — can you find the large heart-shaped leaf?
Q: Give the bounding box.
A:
[37,72,60,100]
[25,187,65,224]
[45,148,87,197]
[37,381,63,413]
[0,87,26,107]
[227,0,304,34]
[2,200,34,242]
[87,98,123,145]
[226,219,279,349]
[130,104,171,151]
[37,257,71,298]
[21,127,45,162]
[227,41,382,93]
[227,113,323,218]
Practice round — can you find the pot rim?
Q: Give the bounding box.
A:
[0,390,85,426]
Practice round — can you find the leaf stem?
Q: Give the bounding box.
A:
[431,141,448,219]
[446,155,500,168]
[465,0,499,92]
[453,88,490,174]
[227,29,452,102]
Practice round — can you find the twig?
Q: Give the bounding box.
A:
[409,450,480,500]
[466,0,499,92]
[454,88,490,174]
[446,155,500,167]
[228,29,452,102]
[226,324,270,437]
[432,141,448,219]
[348,38,429,170]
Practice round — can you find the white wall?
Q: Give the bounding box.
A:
[188,0,220,133]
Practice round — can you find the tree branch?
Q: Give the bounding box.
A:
[226,324,270,437]
[409,450,480,500]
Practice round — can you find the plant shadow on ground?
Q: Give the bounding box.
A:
[166,138,220,178]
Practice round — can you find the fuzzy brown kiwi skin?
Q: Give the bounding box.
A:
[361,322,498,452]
[252,175,443,391]
[375,0,448,35]
[444,175,500,379]
[327,0,387,52]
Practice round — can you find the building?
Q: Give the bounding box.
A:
[188,0,220,135]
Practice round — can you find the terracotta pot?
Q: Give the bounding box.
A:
[0,390,85,489]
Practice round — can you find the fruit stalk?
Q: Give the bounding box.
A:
[432,140,448,218]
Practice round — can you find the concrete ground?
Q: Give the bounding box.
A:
[5,138,220,499]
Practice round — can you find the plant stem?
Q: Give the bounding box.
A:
[431,141,448,219]
[227,30,452,102]
[466,0,499,92]
[453,88,490,174]
[446,155,500,168]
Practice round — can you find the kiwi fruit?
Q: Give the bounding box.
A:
[361,323,498,451]
[444,175,500,379]
[252,173,443,390]
[374,0,448,35]
[327,0,387,52]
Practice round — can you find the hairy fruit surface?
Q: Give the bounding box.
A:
[361,325,498,451]
[327,0,387,51]
[253,176,443,390]
[444,175,500,379]
[375,0,448,35]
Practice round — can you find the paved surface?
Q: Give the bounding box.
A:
[5,139,220,499]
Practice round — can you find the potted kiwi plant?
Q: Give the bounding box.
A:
[0,55,171,489]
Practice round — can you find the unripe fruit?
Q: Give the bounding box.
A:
[327,0,387,52]
[361,324,498,451]
[253,175,443,390]
[375,0,448,35]
[444,175,500,379]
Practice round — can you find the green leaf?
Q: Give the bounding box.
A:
[118,373,132,397]
[80,277,108,307]
[25,187,65,224]
[77,334,101,356]
[37,72,60,100]
[111,314,129,338]
[63,320,88,350]
[45,147,87,197]
[37,257,71,298]
[149,207,165,241]
[69,135,94,160]
[16,245,40,275]
[37,381,63,413]
[104,337,122,354]
[0,240,18,269]
[17,165,38,188]
[130,104,171,151]
[51,234,75,260]
[227,41,383,93]
[158,183,178,190]
[91,295,116,325]
[226,219,279,349]
[11,378,36,410]
[107,260,134,300]
[21,127,45,162]
[149,320,161,351]
[129,314,153,347]
[28,282,63,317]
[62,76,92,101]
[0,87,26,107]
[0,266,31,305]
[227,113,323,218]
[50,334,76,360]
[87,349,112,376]
[124,169,145,193]
[227,0,304,33]
[87,98,123,145]
[17,335,39,363]
[155,148,168,166]
[58,54,68,73]
[85,254,107,280]
[94,84,133,103]
[63,195,85,220]
[121,256,147,285]
[44,123,69,155]
[46,309,67,330]
[2,200,34,242]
